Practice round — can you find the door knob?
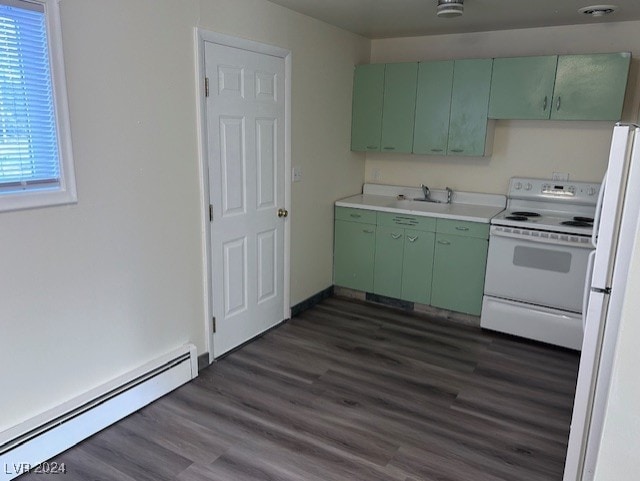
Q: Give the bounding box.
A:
[277,208,288,218]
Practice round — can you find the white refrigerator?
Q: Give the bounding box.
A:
[564,123,640,481]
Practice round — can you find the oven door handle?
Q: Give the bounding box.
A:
[582,250,597,331]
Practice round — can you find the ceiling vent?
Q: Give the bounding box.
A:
[437,0,464,18]
[578,5,618,17]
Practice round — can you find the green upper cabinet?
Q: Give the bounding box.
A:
[413,60,454,155]
[552,53,631,121]
[351,64,385,152]
[488,56,558,119]
[447,59,493,156]
[489,52,631,121]
[380,62,419,153]
[414,59,492,157]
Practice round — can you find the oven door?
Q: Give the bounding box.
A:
[484,227,594,312]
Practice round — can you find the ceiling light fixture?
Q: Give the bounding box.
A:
[578,5,618,17]
[437,0,464,18]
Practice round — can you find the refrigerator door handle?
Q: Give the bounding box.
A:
[592,171,607,248]
[582,250,597,331]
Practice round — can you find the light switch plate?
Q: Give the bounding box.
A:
[292,166,303,182]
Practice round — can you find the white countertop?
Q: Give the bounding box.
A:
[336,184,506,223]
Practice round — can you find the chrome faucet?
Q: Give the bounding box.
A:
[446,187,453,204]
[421,184,431,201]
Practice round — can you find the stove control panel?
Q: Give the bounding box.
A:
[509,177,601,206]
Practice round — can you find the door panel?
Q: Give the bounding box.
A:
[402,229,435,305]
[380,62,418,153]
[552,53,631,121]
[373,226,405,299]
[447,59,492,156]
[206,41,286,357]
[488,56,557,120]
[334,219,376,292]
[413,60,454,154]
[351,64,385,151]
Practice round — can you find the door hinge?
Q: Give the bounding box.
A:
[212,316,216,333]
[209,204,213,222]
[204,77,210,98]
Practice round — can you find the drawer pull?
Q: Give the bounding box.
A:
[407,235,418,242]
[450,149,464,153]
[350,213,362,218]
[391,233,403,240]
[366,145,378,149]
[437,240,451,245]
[383,146,396,150]
[556,96,561,111]
[430,148,443,152]
[455,226,469,231]
[363,229,374,234]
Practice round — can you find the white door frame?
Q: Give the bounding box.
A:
[194,29,292,363]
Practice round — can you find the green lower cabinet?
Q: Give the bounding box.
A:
[334,219,376,292]
[431,233,488,316]
[401,229,435,305]
[373,226,405,298]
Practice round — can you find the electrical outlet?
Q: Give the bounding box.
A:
[372,168,381,181]
[553,172,569,181]
[292,166,303,182]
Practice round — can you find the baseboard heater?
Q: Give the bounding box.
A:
[0,344,198,481]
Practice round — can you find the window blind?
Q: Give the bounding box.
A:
[0,0,60,193]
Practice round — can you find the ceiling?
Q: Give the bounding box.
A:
[266,0,640,39]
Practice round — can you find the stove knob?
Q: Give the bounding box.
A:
[515,182,523,190]
[587,186,597,196]
[525,183,533,191]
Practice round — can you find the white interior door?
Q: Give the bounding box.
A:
[205,41,286,357]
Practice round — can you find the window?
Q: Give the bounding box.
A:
[0,0,75,212]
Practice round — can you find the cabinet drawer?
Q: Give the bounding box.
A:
[377,212,436,231]
[335,207,377,224]
[436,219,489,239]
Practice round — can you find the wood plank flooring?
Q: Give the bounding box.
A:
[20,296,580,480]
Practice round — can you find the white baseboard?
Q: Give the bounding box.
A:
[0,344,198,481]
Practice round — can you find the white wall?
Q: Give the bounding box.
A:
[0,0,369,433]
[368,21,640,194]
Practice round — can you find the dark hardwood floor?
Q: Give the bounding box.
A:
[21,296,580,480]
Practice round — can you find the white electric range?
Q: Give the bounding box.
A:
[481,177,601,350]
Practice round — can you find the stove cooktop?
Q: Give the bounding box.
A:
[491,178,600,237]
[492,209,595,236]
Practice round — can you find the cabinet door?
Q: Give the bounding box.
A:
[431,233,488,316]
[402,229,435,305]
[334,220,376,292]
[413,60,454,155]
[488,56,557,120]
[551,53,631,121]
[380,62,418,153]
[448,59,493,156]
[373,226,405,299]
[351,64,385,151]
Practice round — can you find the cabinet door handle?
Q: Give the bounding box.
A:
[391,233,403,240]
[556,96,561,111]
[366,145,378,150]
[437,240,451,245]
[543,95,548,111]
[407,235,418,242]
[363,229,374,234]
[450,149,463,153]
[383,146,395,150]
[455,226,469,231]
[350,213,361,218]
[430,148,443,152]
